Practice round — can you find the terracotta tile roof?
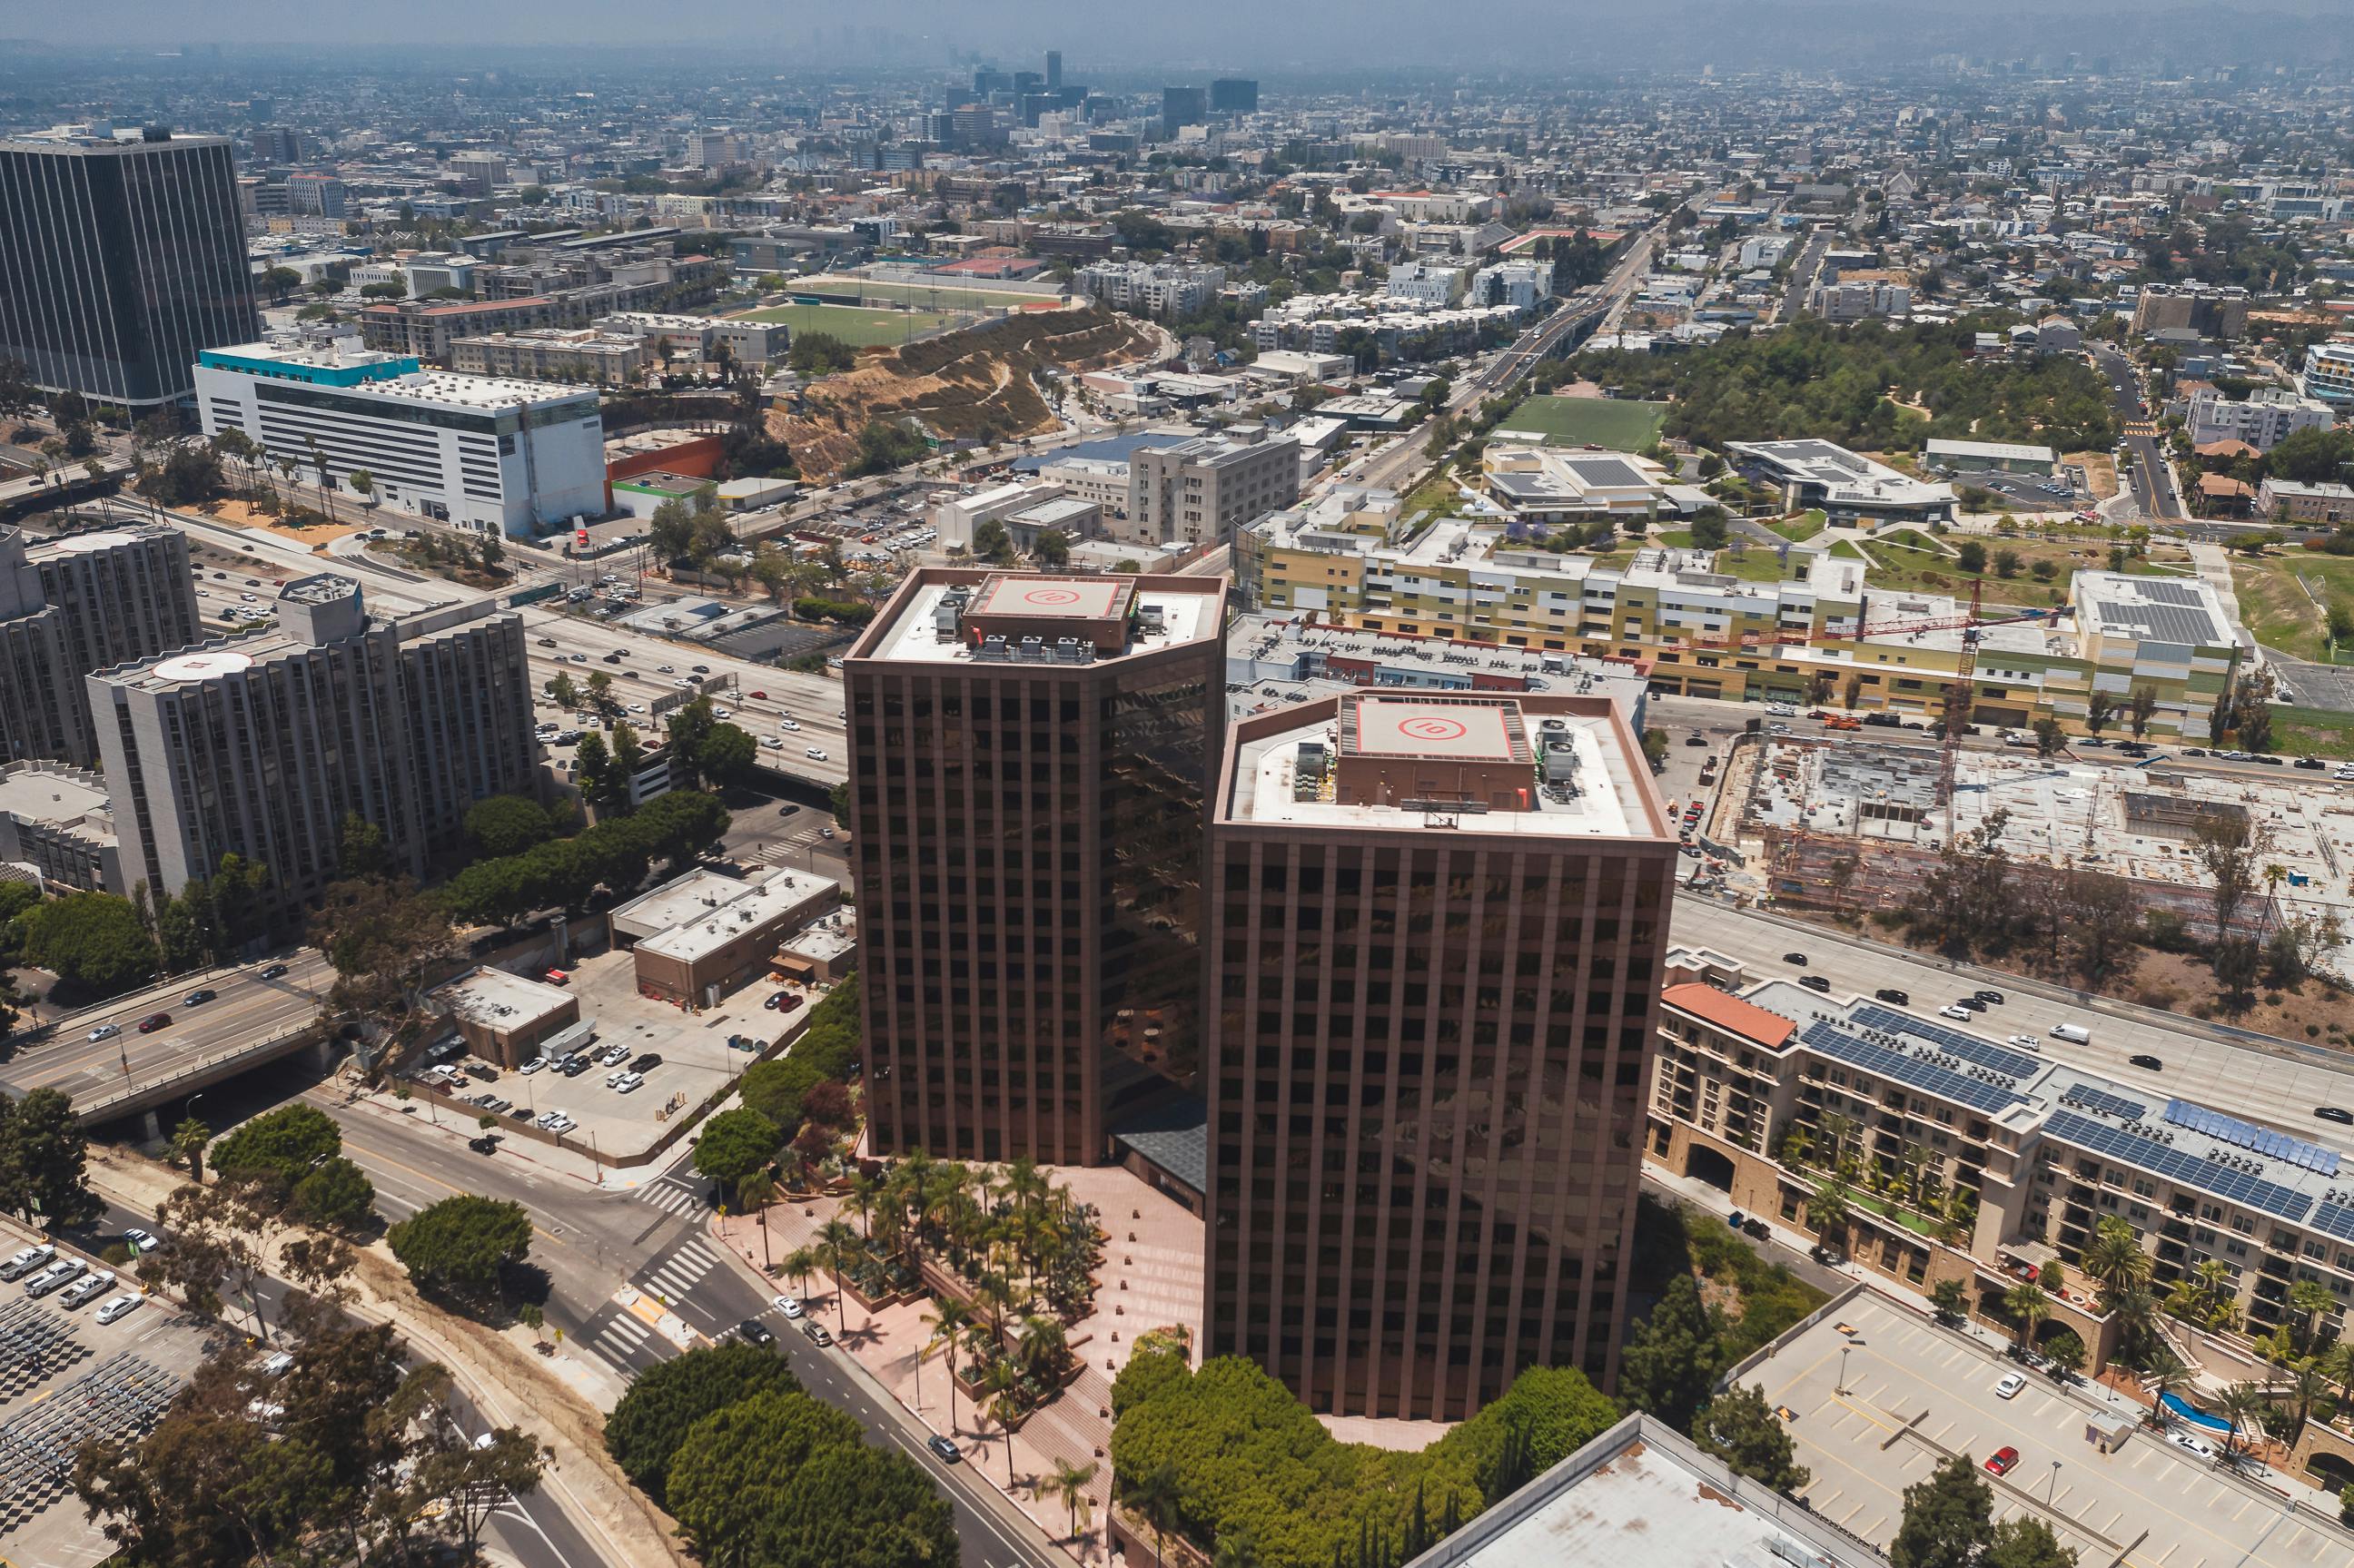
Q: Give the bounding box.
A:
[1661,982,1795,1050]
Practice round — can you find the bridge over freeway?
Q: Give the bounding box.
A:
[0,952,339,1133]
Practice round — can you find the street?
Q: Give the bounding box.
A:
[2092,345,2182,520]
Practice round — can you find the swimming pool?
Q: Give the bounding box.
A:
[2160,1391,2234,1433]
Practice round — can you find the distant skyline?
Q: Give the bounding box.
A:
[4,1,2350,71]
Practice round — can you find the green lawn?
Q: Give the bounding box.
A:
[1495,395,1670,452]
[2274,705,2354,761]
[1716,544,1800,583]
[730,301,966,345]
[1767,509,1828,543]
[790,277,1065,310]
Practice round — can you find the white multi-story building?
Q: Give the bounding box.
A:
[2188,385,2335,451]
[1468,260,1549,311]
[1072,261,1226,320]
[1384,260,1466,306]
[2300,339,2354,409]
[195,330,607,537]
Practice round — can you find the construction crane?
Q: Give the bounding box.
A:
[1936,579,1987,812]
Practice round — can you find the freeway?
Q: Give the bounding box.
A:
[0,950,336,1119]
[2092,345,2183,520]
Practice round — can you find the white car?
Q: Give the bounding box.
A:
[24,1259,86,1297]
[2007,1035,2041,1050]
[673,678,695,690]
[519,1057,548,1075]
[779,719,800,731]
[773,1295,804,1319]
[761,735,783,749]
[59,1270,116,1308]
[88,1023,120,1042]
[612,1071,645,1094]
[94,1294,143,1326]
[2168,1430,2218,1459]
[121,1228,157,1255]
[1940,1004,1973,1021]
[1994,1372,2026,1401]
[658,665,675,674]
[806,747,828,760]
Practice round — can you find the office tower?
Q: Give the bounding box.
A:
[0,127,261,409]
[0,526,203,766]
[91,577,535,920]
[1212,79,1261,114]
[1162,87,1208,137]
[1126,434,1300,548]
[846,568,1226,1166]
[254,125,302,164]
[1046,51,1063,89]
[1203,692,1676,1420]
[286,172,347,218]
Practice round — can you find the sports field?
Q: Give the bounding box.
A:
[1496,394,1670,451]
[796,277,1065,311]
[731,301,966,346]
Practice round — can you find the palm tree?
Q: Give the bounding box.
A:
[983,1358,1021,1484]
[2083,1216,2152,1302]
[1808,1177,1852,1257]
[2280,1357,2331,1442]
[847,1170,878,1239]
[1051,1457,1100,1543]
[1017,1314,1068,1380]
[2004,1281,2051,1355]
[816,1218,860,1332]
[1128,1459,1181,1568]
[2192,1258,2232,1314]
[778,1245,820,1301]
[737,1170,777,1269]
[2145,1354,2191,1428]
[922,1297,974,1433]
[2287,1278,2338,1354]
[2218,1381,2271,1458]
[1213,1531,1261,1568]
[2106,1284,2160,1364]
[1930,1277,1970,1326]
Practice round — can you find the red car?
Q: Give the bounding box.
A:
[544,969,569,986]
[136,1011,172,1034]
[747,690,767,701]
[1983,1446,2019,1476]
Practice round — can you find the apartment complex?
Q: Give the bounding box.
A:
[1647,952,2354,1367]
[845,569,1229,1166]
[449,329,647,385]
[2299,340,2354,409]
[90,577,536,921]
[1125,434,1301,549]
[1072,261,1226,320]
[2130,283,2250,341]
[1236,496,2239,737]
[195,330,607,537]
[1205,691,1674,1416]
[0,526,203,767]
[0,126,260,408]
[2185,385,2335,451]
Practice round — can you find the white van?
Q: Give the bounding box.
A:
[2051,1023,2092,1044]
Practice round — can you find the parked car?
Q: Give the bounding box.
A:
[1994,1372,2026,1400]
[94,1294,142,1325]
[24,1259,86,1297]
[1984,1446,2020,1476]
[519,1057,548,1075]
[60,1271,116,1309]
[773,1295,804,1319]
[927,1435,962,1464]
[0,1246,55,1281]
[612,1072,645,1094]
[629,1053,662,1073]
[800,1318,834,1346]
[121,1228,156,1255]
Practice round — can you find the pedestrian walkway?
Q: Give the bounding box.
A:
[638,1236,721,1303]
[584,1311,654,1374]
[634,1174,708,1218]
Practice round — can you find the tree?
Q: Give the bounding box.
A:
[1130,1458,1182,1568]
[345,468,375,508]
[1052,1456,1101,1543]
[18,891,154,996]
[337,813,394,881]
[168,1116,212,1184]
[605,1341,803,1504]
[2032,717,2067,758]
[1931,1277,1971,1326]
[291,1157,376,1233]
[2004,1281,2051,1353]
[2042,1331,2086,1379]
[386,1195,531,1306]
[2084,689,2118,735]
[464,794,556,858]
[1887,1455,1997,1568]
[1034,528,1073,567]
[1807,1177,1853,1256]
[1955,539,1988,575]
[696,723,759,789]
[1985,1516,2077,1568]
[693,1107,780,1189]
[971,518,1014,564]
[2126,684,2161,739]
[1993,547,2023,578]
[210,1103,341,1189]
[417,1426,547,1560]
[1617,1273,1717,1430]
[0,1088,103,1228]
[307,873,456,1021]
[1694,1383,1810,1491]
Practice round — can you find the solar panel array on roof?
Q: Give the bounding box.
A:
[1852,1003,2042,1079]
[2056,1086,2146,1122]
[2089,585,2227,649]
[2048,1109,2314,1224]
[2162,1100,2341,1176]
[1559,456,1647,488]
[1799,1021,2023,1115]
[2311,1202,2354,1247]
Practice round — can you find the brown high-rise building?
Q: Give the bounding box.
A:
[846,568,1227,1166]
[1203,691,1675,1419]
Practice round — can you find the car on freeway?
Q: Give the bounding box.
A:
[137,1011,172,1033]
[2007,1035,2041,1050]
[780,718,800,731]
[1799,975,1831,993]
[747,690,766,701]
[1994,1372,2026,1400]
[537,637,559,647]
[1874,988,1910,1005]
[1940,1005,1973,1021]
[2317,1107,2354,1126]
[88,1022,120,1042]
[926,1435,962,1464]
[94,1295,142,1326]
[259,962,289,980]
[1783,952,1807,966]
[761,735,783,749]
[2296,757,2326,770]
[2129,1054,2164,1071]
[738,1318,776,1346]
[1953,996,1987,1012]
[184,989,217,1006]
[806,747,829,760]
[691,665,710,675]
[468,1136,498,1155]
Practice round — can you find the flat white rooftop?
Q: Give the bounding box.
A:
[636,867,834,966]
[867,579,1218,665]
[430,965,575,1031]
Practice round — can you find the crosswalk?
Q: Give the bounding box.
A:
[749,830,836,866]
[636,1176,708,1218]
[638,1236,721,1303]
[582,1310,654,1375]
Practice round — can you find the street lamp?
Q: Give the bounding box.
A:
[1838,1345,1852,1395]
[2047,1459,2061,1504]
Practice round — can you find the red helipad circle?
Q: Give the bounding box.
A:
[1022,587,1083,606]
[1400,716,1469,741]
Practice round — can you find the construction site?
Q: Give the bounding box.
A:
[1710,732,2354,960]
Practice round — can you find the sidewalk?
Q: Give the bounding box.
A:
[710,1163,1204,1566]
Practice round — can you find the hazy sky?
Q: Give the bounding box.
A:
[4,0,2344,69]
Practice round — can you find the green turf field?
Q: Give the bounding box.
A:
[794,277,1064,311]
[1496,395,1671,451]
[731,301,966,345]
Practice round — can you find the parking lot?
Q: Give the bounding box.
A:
[1744,1295,2351,1568]
[1949,467,2085,512]
[410,945,820,1163]
[0,1229,215,1568]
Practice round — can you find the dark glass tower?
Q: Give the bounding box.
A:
[0,129,260,409]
